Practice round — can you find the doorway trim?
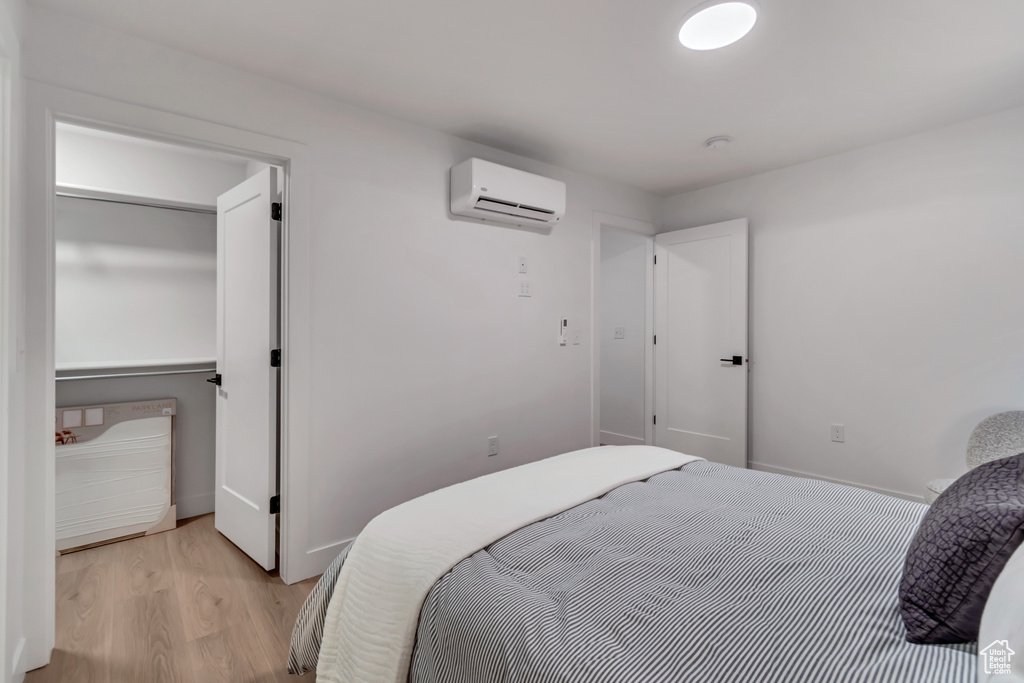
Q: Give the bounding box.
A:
[591,211,656,448]
[0,34,12,682]
[24,80,312,669]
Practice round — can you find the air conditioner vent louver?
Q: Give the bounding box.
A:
[450,158,566,228]
[474,198,555,222]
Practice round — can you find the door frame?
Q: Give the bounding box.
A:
[24,81,312,669]
[0,34,12,682]
[590,211,655,448]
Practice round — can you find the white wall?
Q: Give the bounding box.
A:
[0,0,26,678]
[53,126,247,369]
[56,124,249,207]
[16,6,660,669]
[599,226,648,445]
[54,197,217,367]
[661,106,1024,501]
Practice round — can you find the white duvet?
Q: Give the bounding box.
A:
[315,445,701,683]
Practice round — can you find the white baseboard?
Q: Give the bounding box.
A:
[288,537,353,584]
[175,492,214,520]
[749,461,924,504]
[11,637,26,681]
[599,430,645,447]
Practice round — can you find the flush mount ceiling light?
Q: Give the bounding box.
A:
[678,1,758,51]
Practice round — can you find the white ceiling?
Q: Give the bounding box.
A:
[28,0,1024,195]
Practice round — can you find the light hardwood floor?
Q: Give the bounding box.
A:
[26,514,321,683]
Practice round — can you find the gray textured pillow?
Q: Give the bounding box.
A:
[899,452,1024,644]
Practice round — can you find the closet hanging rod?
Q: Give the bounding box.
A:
[56,367,217,382]
[55,186,217,215]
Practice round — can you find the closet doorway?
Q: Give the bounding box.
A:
[53,123,283,569]
[593,213,655,447]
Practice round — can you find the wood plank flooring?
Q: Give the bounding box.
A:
[26,514,321,683]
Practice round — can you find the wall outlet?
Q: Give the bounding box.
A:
[831,424,845,443]
[518,281,531,297]
[487,436,499,456]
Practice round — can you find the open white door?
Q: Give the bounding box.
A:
[214,167,279,570]
[655,219,748,467]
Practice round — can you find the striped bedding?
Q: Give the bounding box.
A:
[290,461,977,682]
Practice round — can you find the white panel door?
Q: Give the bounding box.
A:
[215,167,279,570]
[655,219,748,467]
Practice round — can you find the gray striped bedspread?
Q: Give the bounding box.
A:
[289,462,977,681]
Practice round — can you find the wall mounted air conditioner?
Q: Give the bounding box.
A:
[450,158,566,228]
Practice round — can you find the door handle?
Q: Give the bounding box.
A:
[206,373,222,386]
[720,356,743,365]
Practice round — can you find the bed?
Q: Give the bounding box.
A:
[288,445,1024,682]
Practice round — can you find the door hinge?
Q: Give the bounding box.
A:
[653,415,657,425]
[270,349,282,367]
[271,202,282,221]
[269,495,280,515]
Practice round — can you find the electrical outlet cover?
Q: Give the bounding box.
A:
[831,424,845,443]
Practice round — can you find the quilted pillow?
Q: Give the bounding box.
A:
[899,452,1024,644]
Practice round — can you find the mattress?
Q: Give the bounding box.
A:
[291,461,977,682]
[55,399,177,551]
